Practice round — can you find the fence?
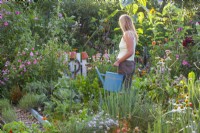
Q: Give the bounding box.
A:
[66,52,88,78]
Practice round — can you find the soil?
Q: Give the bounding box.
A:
[14,107,41,128]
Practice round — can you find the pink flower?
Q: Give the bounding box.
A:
[0,14,3,19]
[182,60,189,66]
[176,54,179,60]
[19,64,25,68]
[24,67,26,72]
[15,11,20,15]
[36,52,38,55]
[33,59,37,64]
[22,51,26,55]
[27,61,31,65]
[0,0,3,4]
[18,59,22,62]
[30,52,34,56]
[4,22,8,26]
[32,48,34,50]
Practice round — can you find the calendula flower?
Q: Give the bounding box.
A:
[42,116,47,120]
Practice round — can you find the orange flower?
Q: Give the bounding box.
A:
[122,127,128,133]
[152,41,156,46]
[9,129,13,133]
[42,116,47,120]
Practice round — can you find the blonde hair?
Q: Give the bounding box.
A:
[119,14,139,42]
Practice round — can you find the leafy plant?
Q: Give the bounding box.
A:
[1,108,17,123]
[18,93,47,110]
[0,99,11,112]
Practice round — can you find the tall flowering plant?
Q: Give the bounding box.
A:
[0,47,42,88]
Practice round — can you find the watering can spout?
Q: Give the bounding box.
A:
[95,67,105,85]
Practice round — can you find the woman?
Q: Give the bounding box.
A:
[113,14,138,89]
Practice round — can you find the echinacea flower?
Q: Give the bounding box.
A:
[176,27,183,32]
[0,14,3,19]
[15,11,20,15]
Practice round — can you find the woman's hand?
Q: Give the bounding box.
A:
[113,60,120,67]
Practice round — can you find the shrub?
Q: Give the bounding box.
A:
[18,93,47,110]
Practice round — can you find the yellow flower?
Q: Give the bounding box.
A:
[150,8,156,14]
[136,51,140,55]
[73,48,78,51]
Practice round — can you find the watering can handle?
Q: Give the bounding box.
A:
[95,67,105,84]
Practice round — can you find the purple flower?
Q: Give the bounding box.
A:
[30,52,34,56]
[4,21,8,26]
[0,80,5,85]
[6,11,11,15]
[4,77,8,81]
[32,47,34,50]
[0,14,3,19]
[182,60,189,66]
[0,0,3,4]
[176,27,183,32]
[58,13,63,18]
[18,59,22,62]
[176,54,179,60]
[15,11,20,15]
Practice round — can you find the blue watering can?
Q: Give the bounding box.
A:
[95,67,124,92]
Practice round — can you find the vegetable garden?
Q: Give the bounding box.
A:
[0,0,200,133]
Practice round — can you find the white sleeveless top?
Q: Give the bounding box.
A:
[117,33,136,61]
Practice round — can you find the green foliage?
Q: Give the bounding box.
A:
[1,108,17,123]
[23,80,51,95]
[0,99,17,123]
[102,88,140,119]
[73,75,102,104]
[0,99,11,112]
[3,121,42,133]
[18,93,47,110]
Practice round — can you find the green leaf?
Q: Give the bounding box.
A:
[137,28,143,34]
[91,17,97,23]
[138,12,144,24]
[106,9,119,20]
[132,4,139,14]
[137,0,146,7]
[114,27,120,31]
